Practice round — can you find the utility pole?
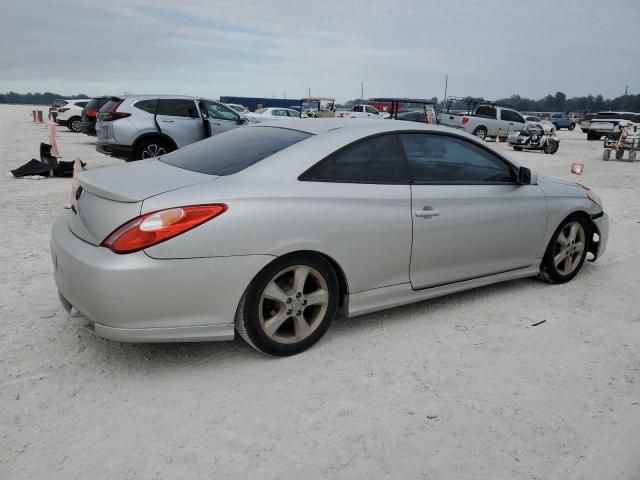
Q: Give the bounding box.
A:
[283,89,286,99]
[361,82,364,102]
[624,85,629,109]
[308,87,311,100]
[443,73,448,106]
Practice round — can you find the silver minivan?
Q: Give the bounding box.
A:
[95,95,247,161]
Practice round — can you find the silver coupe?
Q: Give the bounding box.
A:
[51,120,609,355]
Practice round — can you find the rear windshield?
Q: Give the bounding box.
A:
[86,97,109,110]
[100,97,122,113]
[596,112,622,119]
[159,126,312,176]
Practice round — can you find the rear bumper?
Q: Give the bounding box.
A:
[96,142,134,160]
[79,120,96,135]
[51,211,274,342]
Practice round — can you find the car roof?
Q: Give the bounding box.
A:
[120,94,216,101]
[248,118,449,136]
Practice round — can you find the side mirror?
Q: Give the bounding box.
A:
[516,166,532,185]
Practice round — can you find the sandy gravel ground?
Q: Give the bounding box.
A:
[1,104,639,480]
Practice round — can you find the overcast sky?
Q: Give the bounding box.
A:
[1,0,638,102]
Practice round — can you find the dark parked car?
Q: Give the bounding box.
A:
[549,113,575,130]
[79,96,109,136]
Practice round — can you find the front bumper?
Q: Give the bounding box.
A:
[591,211,609,260]
[56,119,68,126]
[95,142,134,160]
[51,211,274,342]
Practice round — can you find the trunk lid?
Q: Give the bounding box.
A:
[69,159,218,245]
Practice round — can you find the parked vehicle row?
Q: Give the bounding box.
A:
[583,111,640,140]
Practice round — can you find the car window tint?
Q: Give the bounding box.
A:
[365,106,377,114]
[76,101,89,107]
[135,99,157,114]
[273,110,287,116]
[202,100,239,121]
[501,110,523,122]
[398,133,514,183]
[475,106,496,118]
[286,110,300,117]
[157,99,198,118]
[160,127,311,175]
[302,134,410,183]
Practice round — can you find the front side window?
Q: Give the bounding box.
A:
[301,134,410,183]
[398,133,514,183]
[156,99,199,118]
[273,110,287,117]
[286,109,300,117]
[201,100,239,121]
[365,106,378,114]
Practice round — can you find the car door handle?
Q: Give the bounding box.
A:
[160,120,174,123]
[415,208,441,218]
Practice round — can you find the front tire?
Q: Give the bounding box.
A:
[235,253,339,356]
[568,123,576,131]
[539,216,591,284]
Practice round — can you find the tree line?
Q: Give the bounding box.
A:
[341,91,639,113]
[2,90,639,113]
[0,91,89,105]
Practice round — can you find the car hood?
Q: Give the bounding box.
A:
[78,159,218,203]
[537,175,588,196]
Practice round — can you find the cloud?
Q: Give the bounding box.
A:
[1,0,638,101]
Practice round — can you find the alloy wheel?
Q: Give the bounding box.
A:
[142,144,167,159]
[552,221,586,275]
[258,265,329,344]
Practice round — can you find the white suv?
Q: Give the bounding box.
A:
[56,99,90,132]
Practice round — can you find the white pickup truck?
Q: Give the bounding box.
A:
[337,104,390,119]
[438,104,526,140]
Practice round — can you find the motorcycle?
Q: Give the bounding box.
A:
[507,122,560,154]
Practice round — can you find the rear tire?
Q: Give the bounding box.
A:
[235,253,339,356]
[472,126,487,141]
[539,215,591,284]
[513,146,523,151]
[134,138,174,161]
[67,117,81,133]
[568,123,576,131]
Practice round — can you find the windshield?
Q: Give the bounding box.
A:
[159,126,312,176]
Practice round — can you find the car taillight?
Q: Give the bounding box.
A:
[99,99,131,121]
[101,204,227,254]
[57,107,70,113]
[86,109,97,118]
[462,116,469,126]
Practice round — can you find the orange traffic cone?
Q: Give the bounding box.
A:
[496,129,501,144]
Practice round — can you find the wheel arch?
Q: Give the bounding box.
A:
[257,249,350,310]
[132,132,178,155]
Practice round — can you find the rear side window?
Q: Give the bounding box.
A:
[135,99,157,114]
[76,101,89,108]
[475,106,497,118]
[160,127,311,176]
[157,99,198,118]
[301,134,410,184]
[398,133,514,183]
